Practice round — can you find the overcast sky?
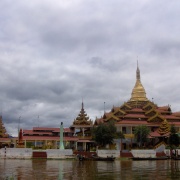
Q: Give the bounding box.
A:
[1,0,180,136]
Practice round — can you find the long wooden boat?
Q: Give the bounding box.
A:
[130,156,169,161]
[171,156,180,160]
[77,155,115,161]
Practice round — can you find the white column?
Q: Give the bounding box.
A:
[75,142,78,150]
[120,126,122,132]
[83,142,86,151]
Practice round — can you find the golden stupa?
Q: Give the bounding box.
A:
[130,62,148,101]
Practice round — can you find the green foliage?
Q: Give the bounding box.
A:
[93,121,117,147]
[26,142,34,148]
[115,131,125,139]
[168,125,180,148]
[134,125,150,148]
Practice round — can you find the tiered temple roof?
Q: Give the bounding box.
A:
[0,116,8,138]
[22,127,77,142]
[73,102,93,126]
[158,120,170,135]
[95,63,180,136]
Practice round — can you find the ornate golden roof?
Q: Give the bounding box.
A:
[158,120,170,135]
[73,102,93,125]
[0,116,8,138]
[130,62,148,102]
[147,113,165,123]
[103,112,120,122]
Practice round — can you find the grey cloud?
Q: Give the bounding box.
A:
[1,0,180,136]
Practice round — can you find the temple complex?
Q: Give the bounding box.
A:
[18,102,94,151]
[20,127,77,149]
[1,63,180,152]
[70,102,94,151]
[95,63,180,150]
[0,116,11,148]
[0,116,8,138]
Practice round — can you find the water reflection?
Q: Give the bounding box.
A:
[0,159,180,180]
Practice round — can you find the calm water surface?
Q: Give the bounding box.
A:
[0,159,180,180]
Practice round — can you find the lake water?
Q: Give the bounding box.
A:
[0,159,180,180]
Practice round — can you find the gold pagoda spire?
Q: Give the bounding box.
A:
[73,101,93,125]
[130,61,148,101]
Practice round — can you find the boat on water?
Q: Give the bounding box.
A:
[130,156,169,161]
[77,154,115,161]
[171,155,180,160]
[172,157,180,160]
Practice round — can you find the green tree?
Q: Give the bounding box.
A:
[134,125,150,148]
[93,121,117,147]
[168,125,180,149]
[26,142,34,148]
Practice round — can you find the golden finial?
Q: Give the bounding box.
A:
[130,61,148,101]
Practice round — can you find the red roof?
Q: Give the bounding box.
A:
[33,127,59,131]
[22,136,79,141]
[116,120,180,127]
[149,131,160,137]
[77,140,95,142]
[163,115,180,120]
[53,128,73,133]
[0,138,12,142]
[149,131,169,138]
[168,122,180,126]
[157,106,170,111]
[24,131,52,135]
[128,108,145,112]
[156,109,169,113]
[24,127,73,133]
[172,112,180,117]
[124,114,146,118]
[117,120,148,125]
[23,130,33,133]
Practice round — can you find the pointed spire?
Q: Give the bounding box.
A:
[130,62,148,101]
[82,101,84,110]
[136,60,140,80]
[0,116,8,138]
[73,101,93,125]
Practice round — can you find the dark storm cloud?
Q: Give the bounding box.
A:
[0,0,180,136]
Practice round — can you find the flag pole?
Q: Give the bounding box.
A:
[59,122,64,150]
